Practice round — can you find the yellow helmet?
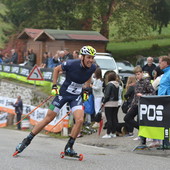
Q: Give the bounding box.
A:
[80,46,96,56]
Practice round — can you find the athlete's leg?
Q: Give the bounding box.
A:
[65,107,84,155]
[15,110,57,153]
[70,109,84,138]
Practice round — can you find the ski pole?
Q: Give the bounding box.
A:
[46,111,71,134]
[16,95,53,125]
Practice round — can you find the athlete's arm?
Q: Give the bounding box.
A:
[53,65,63,85]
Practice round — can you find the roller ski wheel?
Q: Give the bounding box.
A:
[60,152,84,161]
[132,145,149,151]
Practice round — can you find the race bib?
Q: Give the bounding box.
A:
[66,82,83,95]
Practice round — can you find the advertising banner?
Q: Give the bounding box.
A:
[138,95,170,140]
[0,96,68,133]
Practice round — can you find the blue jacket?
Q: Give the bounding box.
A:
[158,66,170,95]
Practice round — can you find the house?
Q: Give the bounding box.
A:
[17,28,108,66]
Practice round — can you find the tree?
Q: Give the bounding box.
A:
[149,0,170,34]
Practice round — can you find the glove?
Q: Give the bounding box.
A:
[51,84,59,96]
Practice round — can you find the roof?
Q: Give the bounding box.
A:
[17,28,43,39]
[18,28,108,42]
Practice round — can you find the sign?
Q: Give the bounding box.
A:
[138,95,170,140]
[27,65,44,80]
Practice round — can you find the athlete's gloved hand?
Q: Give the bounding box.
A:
[51,84,59,96]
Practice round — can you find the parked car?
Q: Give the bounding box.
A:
[116,60,134,86]
[94,53,118,77]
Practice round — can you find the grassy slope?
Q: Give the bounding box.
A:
[107,24,170,64]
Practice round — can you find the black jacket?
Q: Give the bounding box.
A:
[103,82,119,104]
[124,85,135,104]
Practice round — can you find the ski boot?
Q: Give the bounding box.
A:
[12,138,31,156]
[65,147,77,157]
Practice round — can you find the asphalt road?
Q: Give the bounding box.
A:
[1,128,170,170]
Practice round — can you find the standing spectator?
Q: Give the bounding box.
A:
[102,71,119,138]
[90,68,104,128]
[153,55,170,148]
[123,76,136,136]
[153,65,164,80]
[124,66,155,148]
[73,50,79,59]
[12,96,23,130]
[64,48,73,60]
[142,57,156,80]
[10,49,18,64]
[27,49,36,67]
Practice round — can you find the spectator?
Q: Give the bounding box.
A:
[123,76,136,136]
[102,71,119,139]
[64,48,73,60]
[73,50,79,59]
[58,50,65,63]
[2,53,10,64]
[0,55,2,64]
[40,52,48,68]
[12,96,23,130]
[10,49,18,64]
[90,68,104,128]
[124,66,155,148]
[153,65,164,80]
[150,55,170,148]
[52,51,61,67]
[27,49,36,67]
[47,52,55,68]
[142,57,156,80]
[0,50,3,63]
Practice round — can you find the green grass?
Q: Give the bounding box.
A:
[107,37,170,64]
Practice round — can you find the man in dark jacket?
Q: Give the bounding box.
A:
[13,96,23,130]
[27,49,36,67]
[64,48,73,60]
[10,49,18,64]
[142,57,156,80]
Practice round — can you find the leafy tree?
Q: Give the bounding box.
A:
[149,0,170,34]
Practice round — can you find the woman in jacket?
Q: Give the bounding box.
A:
[102,71,119,138]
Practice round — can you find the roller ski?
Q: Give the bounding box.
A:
[84,126,97,133]
[132,145,149,151]
[12,138,31,156]
[60,147,84,161]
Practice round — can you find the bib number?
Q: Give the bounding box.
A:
[66,82,82,95]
